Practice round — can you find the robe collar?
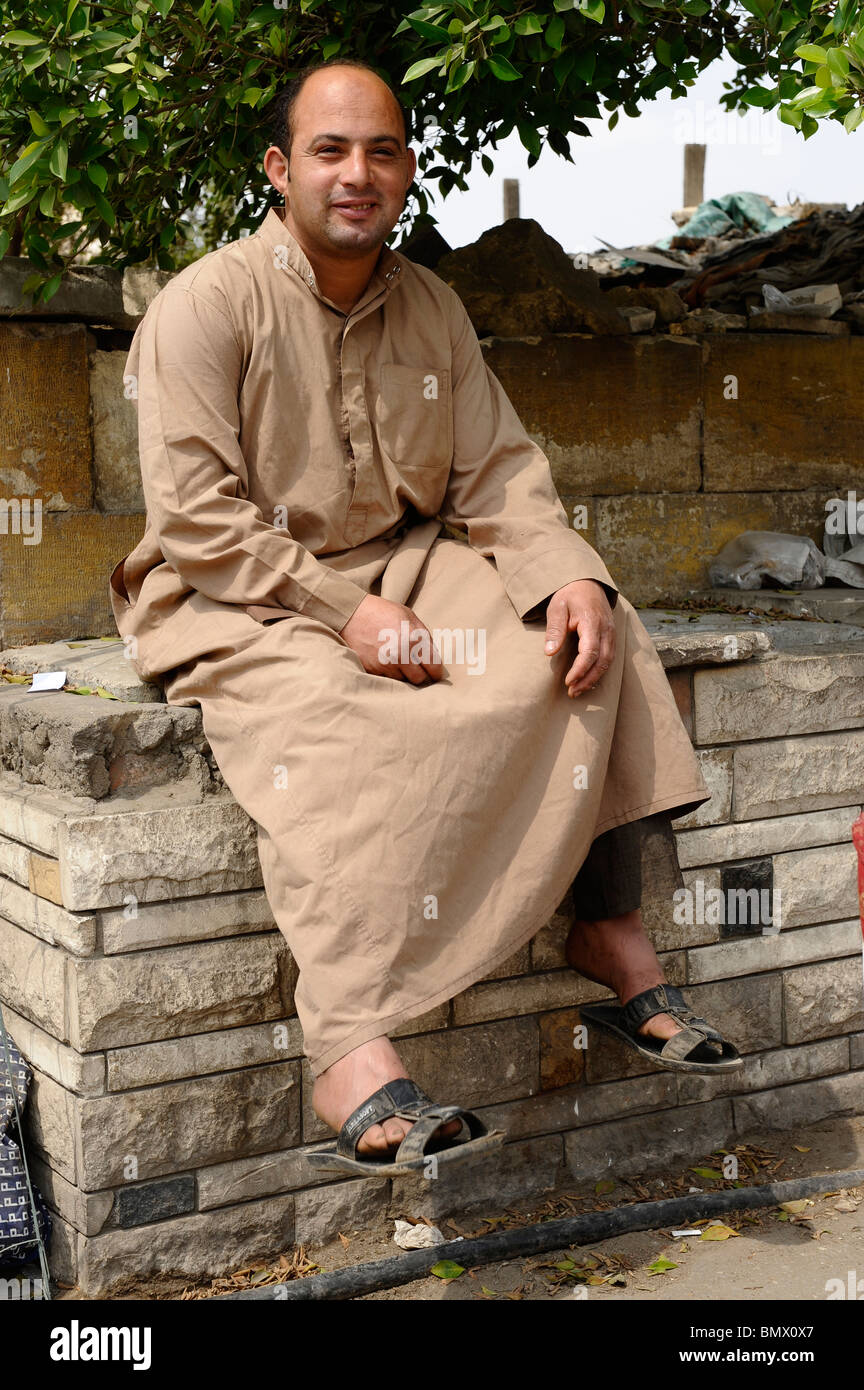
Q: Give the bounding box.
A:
[259,204,403,306]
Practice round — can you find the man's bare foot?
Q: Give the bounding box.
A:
[312,1036,463,1157]
[565,910,684,1041]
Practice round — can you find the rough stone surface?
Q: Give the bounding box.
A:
[485,333,700,495]
[477,1072,677,1142]
[74,1193,296,1297]
[0,831,30,886]
[693,650,864,745]
[671,748,733,829]
[653,628,771,670]
[58,799,260,909]
[0,638,163,704]
[732,1072,864,1132]
[198,1147,335,1211]
[772,844,859,928]
[687,919,860,984]
[29,1155,114,1237]
[703,335,864,493]
[0,916,68,1040]
[294,1176,391,1245]
[0,257,129,325]
[68,934,296,1050]
[677,805,862,868]
[89,351,145,514]
[0,773,96,856]
[563,1098,733,1180]
[78,1061,301,1187]
[783,957,864,1044]
[122,267,175,318]
[677,1036,850,1104]
[388,1134,564,1224]
[106,1017,303,1090]
[0,1002,104,1094]
[688,973,784,1054]
[851,1033,864,1070]
[114,1176,196,1229]
[25,1068,78,1183]
[101,885,276,954]
[0,321,92,511]
[732,731,864,820]
[0,873,96,954]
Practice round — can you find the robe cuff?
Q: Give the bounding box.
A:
[294,569,369,632]
[506,548,620,621]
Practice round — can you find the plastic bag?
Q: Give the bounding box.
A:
[709,532,825,590]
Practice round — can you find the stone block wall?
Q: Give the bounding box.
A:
[2,259,863,645]
[0,632,862,1294]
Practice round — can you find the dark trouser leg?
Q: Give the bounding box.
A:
[571,810,684,922]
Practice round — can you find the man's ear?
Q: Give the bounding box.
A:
[405,144,417,189]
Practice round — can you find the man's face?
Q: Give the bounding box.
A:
[274,68,417,260]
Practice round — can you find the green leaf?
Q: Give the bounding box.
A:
[49,139,68,181]
[690,1167,724,1181]
[514,15,543,36]
[408,17,452,43]
[647,1257,677,1275]
[2,31,44,46]
[6,140,49,188]
[545,15,565,50]
[795,44,828,63]
[844,105,864,131]
[104,62,133,73]
[486,55,521,80]
[580,1,605,22]
[402,56,443,83]
[28,110,51,137]
[87,163,108,191]
[742,86,777,106]
[655,37,673,67]
[430,1260,464,1280]
[517,121,541,158]
[827,48,851,78]
[1,185,38,215]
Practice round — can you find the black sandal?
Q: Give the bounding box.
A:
[579,984,743,1073]
[304,1077,506,1177]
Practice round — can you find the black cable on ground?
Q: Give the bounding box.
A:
[217,1165,864,1302]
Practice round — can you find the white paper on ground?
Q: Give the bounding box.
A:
[27,670,67,692]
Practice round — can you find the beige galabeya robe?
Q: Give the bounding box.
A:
[109,204,709,1075]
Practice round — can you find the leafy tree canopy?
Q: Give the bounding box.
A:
[1,0,862,301]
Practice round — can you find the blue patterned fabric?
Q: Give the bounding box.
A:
[0,1034,51,1267]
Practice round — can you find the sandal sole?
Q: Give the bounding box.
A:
[303,1129,506,1178]
[580,1003,744,1073]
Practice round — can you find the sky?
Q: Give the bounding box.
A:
[417,54,863,257]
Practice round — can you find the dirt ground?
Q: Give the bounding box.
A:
[20,1112,863,1303]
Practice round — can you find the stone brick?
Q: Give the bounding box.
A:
[198,1147,336,1210]
[0,257,128,325]
[0,873,96,954]
[484,335,702,494]
[74,1193,295,1298]
[693,651,864,745]
[44,1211,79,1287]
[301,1017,540,1142]
[480,942,531,982]
[0,774,96,857]
[25,1069,78,1183]
[29,1156,114,1237]
[783,957,864,1045]
[28,850,63,905]
[0,1002,104,1094]
[732,1072,864,1133]
[68,934,295,1051]
[677,1036,850,1105]
[562,1098,733,1180]
[0,321,93,511]
[687,918,860,984]
[647,869,721,953]
[702,335,864,493]
[688,973,783,1054]
[89,350,144,514]
[0,636,164,706]
[114,1176,196,1228]
[107,1018,304,1090]
[101,886,276,954]
[476,1072,677,1142]
[772,844,858,928]
[676,805,862,869]
[0,915,68,1039]
[58,799,260,910]
[593,492,827,605]
[388,1134,564,1224]
[453,968,590,1026]
[0,512,146,647]
[671,748,733,828]
[390,1002,450,1038]
[0,832,29,886]
[850,1033,864,1069]
[78,1061,301,1188]
[539,1008,585,1091]
[530,893,574,969]
[732,731,864,820]
[294,1176,391,1246]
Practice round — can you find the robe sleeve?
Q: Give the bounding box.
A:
[438,288,619,618]
[131,284,369,631]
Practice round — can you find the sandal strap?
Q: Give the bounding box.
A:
[658,1026,721,1063]
[337,1078,435,1159]
[621,984,722,1044]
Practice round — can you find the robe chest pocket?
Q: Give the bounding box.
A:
[377,364,453,471]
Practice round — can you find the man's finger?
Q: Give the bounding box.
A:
[564,617,602,688]
[544,596,568,655]
[567,622,615,695]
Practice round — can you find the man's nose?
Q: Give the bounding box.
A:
[341,147,374,186]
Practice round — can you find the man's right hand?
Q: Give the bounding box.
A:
[340,595,444,685]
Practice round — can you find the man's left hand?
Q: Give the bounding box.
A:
[544,580,615,698]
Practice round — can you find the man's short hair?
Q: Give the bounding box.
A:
[267,58,413,168]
